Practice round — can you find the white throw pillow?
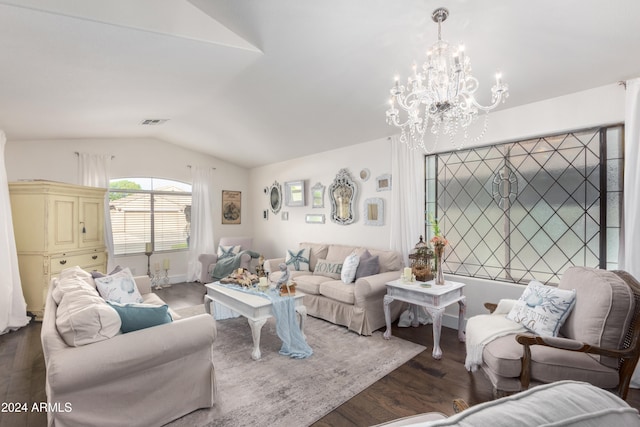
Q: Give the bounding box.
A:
[52,277,99,304]
[506,280,576,337]
[56,291,121,346]
[58,265,96,288]
[94,267,144,304]
[285,247,311,271]
[217,244,241,260]
[341,252,360,283]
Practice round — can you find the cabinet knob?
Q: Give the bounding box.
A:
[92,255,98,260]
[59,260,67,265]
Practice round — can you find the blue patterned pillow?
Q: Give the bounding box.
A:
[507,280,576,337]
[94,267,143,304]
[107,302,172,333]
[217,244,241,260]
[285,247,310,271]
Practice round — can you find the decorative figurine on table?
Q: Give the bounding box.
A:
[255,254,266,277]
[276,263,296,296]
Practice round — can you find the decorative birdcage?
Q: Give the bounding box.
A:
[409,235,434,281]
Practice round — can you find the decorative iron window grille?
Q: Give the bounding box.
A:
[425,125,623,285]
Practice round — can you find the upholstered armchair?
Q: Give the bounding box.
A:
[197,237,253,283]
[466,266,640,400]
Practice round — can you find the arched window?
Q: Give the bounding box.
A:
[109,178,192,255]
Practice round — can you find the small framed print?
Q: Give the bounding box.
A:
[364,198,384,226]
[376,174,392,191]
[282,211,289,221]
[305,213,325,224]
[222,190,241,224]
[263,209,269,220]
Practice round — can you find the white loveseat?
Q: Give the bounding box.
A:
[41,269,217,427]
[264,242,405,335]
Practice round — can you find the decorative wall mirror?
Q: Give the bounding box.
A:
[285,180,305,207]
[328,168,357,225]
[311,182,325,208]
[269,181,282,214]
[364,198,384,226]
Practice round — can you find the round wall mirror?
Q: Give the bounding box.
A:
[269,181,282,214]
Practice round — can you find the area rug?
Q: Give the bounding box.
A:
[167,310,426,427]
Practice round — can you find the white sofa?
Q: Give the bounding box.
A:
[374,381,640,426]
[264,242,405,335]
[41,270,217,427]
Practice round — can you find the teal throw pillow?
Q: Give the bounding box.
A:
[107,301,173,333]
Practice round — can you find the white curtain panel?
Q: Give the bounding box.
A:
[78,153,116,271]
[390,135,426,266]
[0,130,30,334]
[623,78,640,388]
[186,166,216,282]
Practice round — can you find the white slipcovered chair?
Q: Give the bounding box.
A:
[197,236,253,283]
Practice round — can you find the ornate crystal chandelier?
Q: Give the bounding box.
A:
[386,7,509,152]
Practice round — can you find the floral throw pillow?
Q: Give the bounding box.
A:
[94,267,144,304]
[217,245,241,260]
[285,247,311,271]
[506,280,577,337]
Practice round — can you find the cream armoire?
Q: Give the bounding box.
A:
[9,181,107,320]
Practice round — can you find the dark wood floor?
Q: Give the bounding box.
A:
[2,282,640,427]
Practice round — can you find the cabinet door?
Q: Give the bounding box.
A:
[48,195,78,251]
[79,197,104,248]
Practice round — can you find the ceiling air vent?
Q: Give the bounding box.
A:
[140,119,169,125]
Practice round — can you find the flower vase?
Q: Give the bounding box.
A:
[435,246,445,285]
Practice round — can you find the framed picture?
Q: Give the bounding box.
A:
[222,190,241,224]
[311,182,325,208]
[376,174,392,191]
[364,198,384,226]
[285,180,306,207]
[305,213,325,224]
[281,211,289,220]
[263,209,269,220]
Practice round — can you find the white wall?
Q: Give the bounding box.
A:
[5,137,252,282]
[249,137,394,259]
[250,83,626,328]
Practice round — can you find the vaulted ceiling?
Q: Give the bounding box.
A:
[1,0,639,168]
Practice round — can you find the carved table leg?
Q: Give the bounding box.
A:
[458,296,467,342]
[248,318,267,360]
[296,305,307,339]
[383,294,394,339]
[424,306,445,359]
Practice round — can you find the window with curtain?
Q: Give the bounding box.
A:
[109,178,192,255]
[425,125,623,285]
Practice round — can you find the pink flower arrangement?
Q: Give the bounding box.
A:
[430,235,449,248]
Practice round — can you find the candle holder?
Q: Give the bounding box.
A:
[152,266,163,291]
[145,251,153,277]
[162,268,171,288]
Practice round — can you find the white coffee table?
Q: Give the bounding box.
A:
[205,282,307,360]
[383,279,466,359]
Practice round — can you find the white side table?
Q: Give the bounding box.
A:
[383,279,466,359]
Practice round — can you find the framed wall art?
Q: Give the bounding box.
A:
[376,174,392,191]
[222,190,241,224]
[364,198,384,226]
[285,180,305,207]
[311,182,325,208]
